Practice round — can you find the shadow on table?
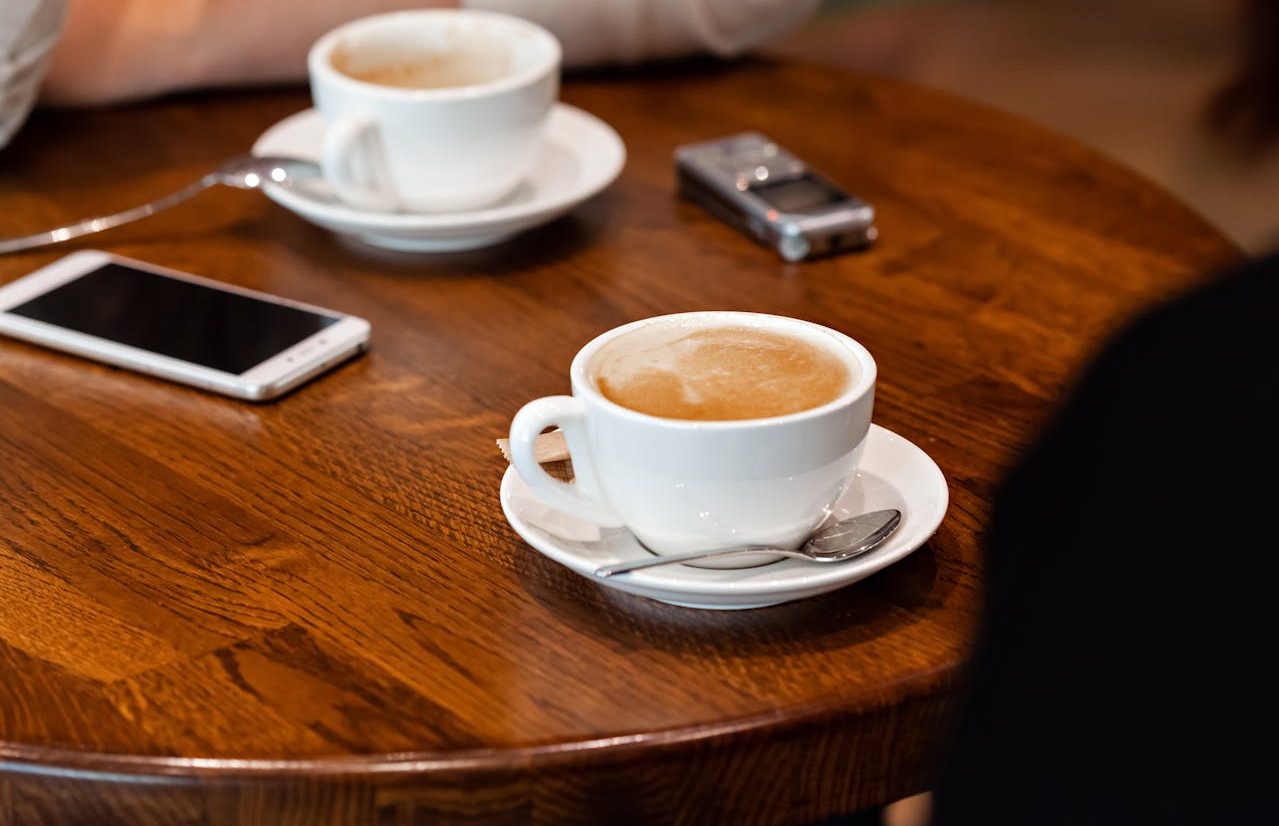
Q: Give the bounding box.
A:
[233,202,610,278]
[334,214,607,276]
[514,536,953,658]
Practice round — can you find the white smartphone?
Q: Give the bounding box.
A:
[0,250,371,401]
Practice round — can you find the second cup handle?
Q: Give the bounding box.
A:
[322,113,399,213]
[510,396,625,528]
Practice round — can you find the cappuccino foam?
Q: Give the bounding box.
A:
[592,323,852,421]
[331,44,510,89]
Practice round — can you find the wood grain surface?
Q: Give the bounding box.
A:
[0,59,1240,825]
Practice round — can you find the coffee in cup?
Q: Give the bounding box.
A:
[308,10,561,213]
[509,312,877,565]
[329,38,512,90]
[591,323,853,421]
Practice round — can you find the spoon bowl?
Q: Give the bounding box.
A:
[211,154,322,191]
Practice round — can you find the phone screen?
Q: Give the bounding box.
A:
[8,263,339,375]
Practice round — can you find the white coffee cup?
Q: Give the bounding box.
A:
[509,312,877,565]
[308,10,560,213]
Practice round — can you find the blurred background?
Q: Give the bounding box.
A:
[770,0,1275,254]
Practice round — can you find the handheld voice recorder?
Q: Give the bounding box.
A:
[676,132,877,262]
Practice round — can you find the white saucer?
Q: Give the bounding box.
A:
[250,103,626,252]
[500,424,949,610]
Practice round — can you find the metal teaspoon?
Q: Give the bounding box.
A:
[0,154,323,255]
[594,508,902,578]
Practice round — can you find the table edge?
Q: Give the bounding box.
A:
[0,661,954,780]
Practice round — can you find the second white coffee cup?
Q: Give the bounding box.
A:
[308,10,560,213]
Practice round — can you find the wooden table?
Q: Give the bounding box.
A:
[0,61,1238,825]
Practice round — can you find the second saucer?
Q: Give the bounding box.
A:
[251,103,626,252]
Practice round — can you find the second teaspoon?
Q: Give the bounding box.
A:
[0,154,322,255]
[594,508,902,578]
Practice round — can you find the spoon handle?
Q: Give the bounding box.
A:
[594,508,902,578]
[595,546,796,578]
[0,175,218,255]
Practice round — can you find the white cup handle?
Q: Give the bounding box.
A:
[322,113,400,212]
[510,396,624,527]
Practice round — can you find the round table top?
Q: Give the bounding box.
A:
[0,60,1238,824]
